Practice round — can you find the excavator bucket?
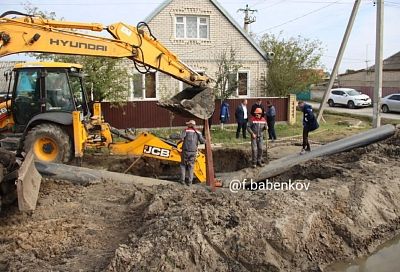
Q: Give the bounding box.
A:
[16,150,42,211]
[158,87,215,119]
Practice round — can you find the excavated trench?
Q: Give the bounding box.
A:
[0,130,399,271]
[105,130,400,272]
[81,148,252,181]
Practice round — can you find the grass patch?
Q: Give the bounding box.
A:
[140,111,371,146]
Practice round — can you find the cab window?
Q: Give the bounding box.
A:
[69,75,85,111]
[45,71,74,111]
[15,69,39,98]
[13,69,41,126]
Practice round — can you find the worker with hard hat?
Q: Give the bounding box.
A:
[247,107,267,168]
[180,120,205,186]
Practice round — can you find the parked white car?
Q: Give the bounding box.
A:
[328,88,372,109]
[381,93,400,113]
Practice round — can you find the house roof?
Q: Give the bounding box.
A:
[380,51,400,70]
[143,0,269,61]
[340,50,400,76]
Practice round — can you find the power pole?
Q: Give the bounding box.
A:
[373,0,384,128]
[238,4,257,33]
[317,0,361,123]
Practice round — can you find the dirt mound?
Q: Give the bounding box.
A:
[0,131,399,271]
[107,131,400,271]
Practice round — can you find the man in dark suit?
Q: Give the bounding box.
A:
[235,99,248,139]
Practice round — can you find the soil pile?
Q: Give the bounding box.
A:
[0,130,399,271]
[107,131,400,271]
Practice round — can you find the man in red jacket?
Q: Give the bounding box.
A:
[247,108,267,168]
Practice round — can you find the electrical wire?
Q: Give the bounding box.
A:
[256,0,341,34]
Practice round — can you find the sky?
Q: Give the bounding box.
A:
[1,0,400,74]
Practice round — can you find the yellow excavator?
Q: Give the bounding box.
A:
[0,11,215,210]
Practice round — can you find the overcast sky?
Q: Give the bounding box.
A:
[2,0,399,73]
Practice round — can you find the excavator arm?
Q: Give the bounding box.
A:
[0,11,218,211]
[0,11,214,119]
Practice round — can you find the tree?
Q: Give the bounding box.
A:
[37,55,131,102]
[259,33,324,96]
[214,47,242,100]
[24,3,131,102]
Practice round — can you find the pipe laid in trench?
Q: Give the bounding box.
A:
[35,125,396,188]
[219,124,397,186]
[35,161,174,186]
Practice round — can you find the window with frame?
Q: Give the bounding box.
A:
[175,15,209,40]
[227,71,249,96]
[238,72,249,96]
[45,71,74,111]
[132,72,157,99]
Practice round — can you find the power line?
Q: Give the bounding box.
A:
[324,55,369,61]
[256,0,341,34]
[255,0,289,11]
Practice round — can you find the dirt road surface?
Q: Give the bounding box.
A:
[0,130,399,271]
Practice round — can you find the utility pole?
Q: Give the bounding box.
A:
[238,4,257,33]
[373,0,384,128]
[317,0,361,123]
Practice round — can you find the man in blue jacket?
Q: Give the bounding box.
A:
[298,101,319,155]
[220,100,230,129]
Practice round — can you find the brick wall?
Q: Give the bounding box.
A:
[338,70,400,100]
[136,0,268,99]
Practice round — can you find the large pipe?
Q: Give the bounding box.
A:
[219,124,396,185]
[35,162,174,186]
[35,125,396,187]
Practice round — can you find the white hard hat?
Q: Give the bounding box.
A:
[186,120,196,126]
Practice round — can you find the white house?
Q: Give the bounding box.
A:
[126,0,269,101]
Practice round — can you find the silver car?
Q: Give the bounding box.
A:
[381,93,400,113]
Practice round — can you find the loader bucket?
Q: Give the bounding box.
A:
[17,150,42,211]
[158,87,215,119]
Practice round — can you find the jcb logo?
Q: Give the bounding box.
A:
[143,145,170,158]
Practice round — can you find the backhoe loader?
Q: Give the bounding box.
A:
[0,11,215,211]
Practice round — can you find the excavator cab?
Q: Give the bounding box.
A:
[8,62,90,132]
[0,62,89,211]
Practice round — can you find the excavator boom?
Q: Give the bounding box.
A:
[0,11,218,211]
[0,11,214,119]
